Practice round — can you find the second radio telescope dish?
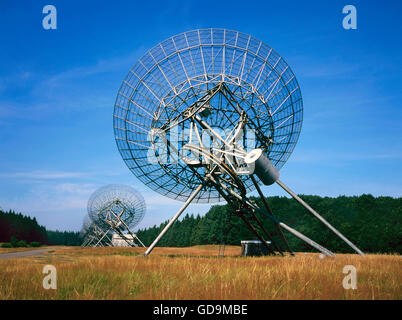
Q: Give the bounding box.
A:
[87,184,146,229]
[114,28,303,203]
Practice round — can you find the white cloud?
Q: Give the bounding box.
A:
[291,152,402,163]
[0,171,88,179]
[55,183,96,195]
[41,47,145,89]
[0,47,146,121]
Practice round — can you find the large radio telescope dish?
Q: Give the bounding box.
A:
[114,28,303,203]
[113,28,364,257]
[87,184,146,229]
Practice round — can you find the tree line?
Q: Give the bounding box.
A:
[136,194,401,254]
[1,194,400,252]
[0,209,81,246]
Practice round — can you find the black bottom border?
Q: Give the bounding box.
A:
[0,300,398,318]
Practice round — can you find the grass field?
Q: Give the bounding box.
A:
[0,245,400,300]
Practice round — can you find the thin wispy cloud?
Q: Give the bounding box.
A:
[55,183,96,195]
[0,168,132,181]
[289,55,362,79]
[0,48,146,121]
[0,171,88,180]
[291,152,402,163]
[42,48,145,88]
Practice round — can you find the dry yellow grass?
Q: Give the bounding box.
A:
[0,245,400,300]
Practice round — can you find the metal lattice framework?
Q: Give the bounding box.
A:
[114,28,302,203]
[88,184,145,229]
[80,214,114,247]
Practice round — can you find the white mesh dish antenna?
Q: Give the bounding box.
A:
[113,28,364,257]
[114,28,302,204]
[86,184,146,248]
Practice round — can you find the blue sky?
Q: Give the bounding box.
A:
[0,0,401,232]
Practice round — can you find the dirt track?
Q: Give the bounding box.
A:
[0,248,54,260]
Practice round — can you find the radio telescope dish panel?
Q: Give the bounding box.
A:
[113,28,303,203]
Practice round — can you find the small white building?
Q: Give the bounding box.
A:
[112,234,136,247]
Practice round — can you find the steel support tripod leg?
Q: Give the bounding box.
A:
[251,175,294,256]
[276,179,364,256]
[237,210,276,255]
[144,183,204,256]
